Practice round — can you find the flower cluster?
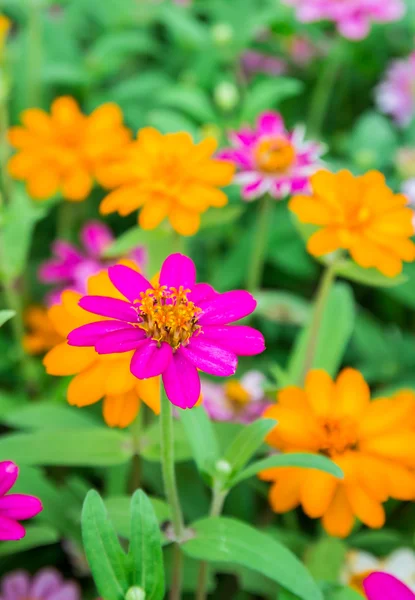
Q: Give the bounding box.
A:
[0,569,80,600]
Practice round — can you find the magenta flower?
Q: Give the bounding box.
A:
[376,53,415,127]
[202,370,270,423]
[218,111,324,201]
[241,51,287,79]
[0,461,42,541]
[283,0,405,40]
[364,573,415,600]
[39,221,146,306]
[67,253,265,409]
[0,568,80,600]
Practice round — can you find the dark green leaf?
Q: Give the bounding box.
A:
[180,406,220,477]
[106,495,171,539]
[0,525,59,556]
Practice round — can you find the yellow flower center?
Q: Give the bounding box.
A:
[225,379,251,406]
[317,416,358,457]
[136,285,201,349]
[254,137,296,174]
[349,570,374,596]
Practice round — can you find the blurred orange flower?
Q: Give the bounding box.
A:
[43,263,159,427]
[23,306,63,355]
[98,128,235,236]
[289,170,415,277]
[261,369,415,538]
[0,15,11,51]
[8,97,131,202]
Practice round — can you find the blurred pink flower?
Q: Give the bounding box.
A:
[202,370,270,423]
[0,568,80,600]
[283,0,405,40]
[376,52,415,127]
[286,36,323,67]
[0,461,42,541]
[39,221,146,305]
[364,572,415,600]
[218,111,324,201]
[241,51,287,78]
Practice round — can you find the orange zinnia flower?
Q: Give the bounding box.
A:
[289,170,415,277]
[261,369,415,537]
[98,128,235,236]
[0,15,11,52]
[23,306,64,355]
[8,97,131,202]
[43,265,159,427]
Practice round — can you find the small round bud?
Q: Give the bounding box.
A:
[125,587,146,600]
[211,22,234,46]
[215,459,232,476]
[214,81,239,111]
[354,149,376,169]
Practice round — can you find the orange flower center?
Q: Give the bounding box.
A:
[254,137,296,174]
[225,379,251,406]
[317,416,358,457]
[136,286,201,349]
[349,570,374,596]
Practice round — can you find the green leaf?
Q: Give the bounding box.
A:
[180,406,220,478]
[141,420,192,463]
[241,77,303,121]
[159,86,217,123]
[255,291,310,325]
[0,428,132,466]
[328,587,364,600]
[183,517,323,600]
[105,495,171,539]
[129,490,165,600]
[3,401,100,430]
[334,260,407,288]
[0,309,15,327]
[82,490,129,600]
[288,282,355,383]
[348,111,398,170]
[231,453,343,486]
[305,537,346,582]
[223,419,277,482]
[0,525,59,556]
[200,205,245,230]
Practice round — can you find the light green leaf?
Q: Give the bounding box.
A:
[334,260,407,288]
[105,495,171,539]
[349,111,398,170]
[183,517,323,600]
[200,205,245,230]
[0,525,59,556]
[241,77,303,121]
[180,406,220,478]
[159,86,217,123]
[3,401,100,430]
[305,537,346,582]
[255,291,310,325]
[129,490,165,600]
[232,453,343,486]
[0,309,15,327]
[141,420,191,463]
[82,490,129,600]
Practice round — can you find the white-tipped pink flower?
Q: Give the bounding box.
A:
[376,53,415,127]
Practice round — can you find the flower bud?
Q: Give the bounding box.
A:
[215,459,232,477]
[125,587,145,600]
[211,22,234,46]
[214,81,239,111]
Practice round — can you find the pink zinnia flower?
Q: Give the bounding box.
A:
[67,253,265,409]
[283,0,405,40]
[218,111,324,201]
[202,370,270,423]
[0,461,42,541]
[364,572,415,600]
[39,221,146,306]
[0,568,80,600]
[376,53,415,127]
[241,51,287,78]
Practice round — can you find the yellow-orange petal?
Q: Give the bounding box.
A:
[51,96,83,128]
[310,170,340,207]
[61,168,92,201]
[7,127,34,149]
[192,159,235,186]
[104,357,137,396]
[67,361,106,406]
[349,236,402,277]
[359,393,415,439]
[169,207,201,236]
[277,386,310,411]
[7,153,39,179]
[139,199,171,230]
[359,432,415,467]
[136,376,160,415]
[289,196,332,225]
[265,405,321,452]
[43,342,96,376]
[103,392,140,428]
[333,368,370,419]
[354,454,389,503]
[345,484,385,529]
[268,468,303,513]
[307,228,340,256]
[100,185,146,216]
[178,185,228,211]
[21,109,52,137]
[88,103,124,132]
[27,169,60,199]
[305,370,334,416]
[300,470,337,518]
[382,460,415,500]
[322,486,354,538]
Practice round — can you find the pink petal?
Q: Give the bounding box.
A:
[95,328,146,354]
[202,325,265,356]
[80,221,113,257]
[0,494,42,520]
[364,573,415,600]
[216,149,252,169]
[108,265,152,303]
[182,337,237,376]
[52,240,83,263]
[0,516,25,541]
[38,261,74,283]
[162,351,201,408]
[130,340,172,379]
[242,177,266,200]
[29,569,63,597]
[68,320,133,347]
[79,296,137,322]
[159,254,196,290]
[199,290,257,325]
[188,283,218,305]
[257,111,285,136]
[1,571,30,598]
[0,461,18,496]
[49,583,81,600]
[129,246,148,270]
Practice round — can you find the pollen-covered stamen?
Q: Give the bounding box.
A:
[135,285,201,349]
[254,137,296,174]
[317,416,358,457]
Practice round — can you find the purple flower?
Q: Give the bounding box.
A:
[376,53,415,127]
[202,370,270,423]
[364,572,415,600]
[283,0,405,40]
[39,221,147,306]
[218,111,324,201]
[67,253,265,409]
[0,568,80,600]
[0,461,42,541]
[241,51,287,78]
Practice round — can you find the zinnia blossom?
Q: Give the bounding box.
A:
[23,306,63,355]
[8,97,131,201]
[39,221,146,306]
[376,53,415,127]
[67,253,265,409]
[364,573,415,600]
[218,111,324,201]
[0,461,42,540]
[283,0,405,40]
[240,51,287,78]
[98,129,235,236]
[261,369,415,537]
[43,263,159,427]
[0,568,80,600]
[289,170,415,277]
[342,548,415,594]
[202,370,270,423]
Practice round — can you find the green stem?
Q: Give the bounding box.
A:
[195,484,228,600]
[300,261,337,385]
[160,386,185,600]
[246,194,273,293]
[129,409,143,492]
